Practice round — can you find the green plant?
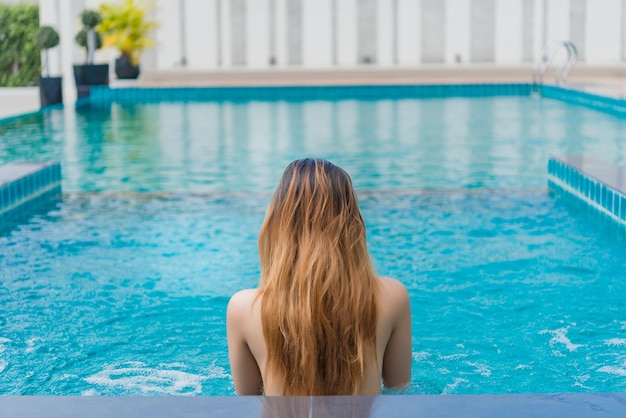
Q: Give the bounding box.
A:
[81,9,102,28]
[35,26,59,77]
[98,0,157,66]
[0,3,40,87]
[75,9,102,64]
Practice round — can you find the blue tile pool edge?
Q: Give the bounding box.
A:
[0,161,62,221]
[2,83,625,124]
[88,83,533,104]
[541,85,626,118]
[548,155,626,228]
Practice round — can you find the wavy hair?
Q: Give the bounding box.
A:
[257,158,378,395]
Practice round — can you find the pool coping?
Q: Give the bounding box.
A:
[2,392,626,417]
[548,155,626,229]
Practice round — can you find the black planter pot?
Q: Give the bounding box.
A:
[73,64,109,85]
[38,76,63,107]
[73,64,109,98]
[115,55,140,80]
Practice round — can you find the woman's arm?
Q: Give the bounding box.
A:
[227,290,263,395]
[381,279,412,389]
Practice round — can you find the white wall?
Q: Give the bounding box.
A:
[36,0,626,84]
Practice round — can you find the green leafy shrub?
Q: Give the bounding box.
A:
[76,9,103,64]
[99,0,157,66]
[35,26,60,77]
[0,3,40,87]
[35,25,59,49]
[75,27,103,50]
[81,9,102,28]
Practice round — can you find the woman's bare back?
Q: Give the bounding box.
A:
[227,277,412,395]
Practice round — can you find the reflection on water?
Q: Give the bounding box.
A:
[1,96,625,192]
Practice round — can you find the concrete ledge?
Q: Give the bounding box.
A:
[548,155,626,227]
[1,393,626,417]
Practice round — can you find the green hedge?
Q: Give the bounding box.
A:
[0,3,40,87]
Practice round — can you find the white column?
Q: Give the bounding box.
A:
[302,0,333,67]
[185,0,218,69]
[533,0,545,61]
[495,0,523,63]
[396,0,419,65]
[247,0,271,68]
[585,0,621,62]
[376,0,394,66]
[155,0,183,69]
[275,0,288,66]
[220,0,232,67]
[445,0,470,64]
[545,0,570,42]
[336,0,357,66]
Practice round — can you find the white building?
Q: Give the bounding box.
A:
[15,0,626,101]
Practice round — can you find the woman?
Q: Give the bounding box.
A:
[227,158,412,396]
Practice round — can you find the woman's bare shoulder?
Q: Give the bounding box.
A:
[376,277,410,316]
[377,277,409,299]
[229,288,258,303]
[227,289,260,320]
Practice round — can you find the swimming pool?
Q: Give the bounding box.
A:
[1,93,626,395]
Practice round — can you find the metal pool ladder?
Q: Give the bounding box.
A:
[532,40,578,91]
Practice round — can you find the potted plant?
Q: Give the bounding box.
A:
[99,0,157,80]
[73,9,109,98]
[35,25,62,107]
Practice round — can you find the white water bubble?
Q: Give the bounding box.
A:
[0,337,10,354]
[85,362,229,395]
[25,337,42,354]
[412,352,431,362]
[604,338,626,347]
[466,361,492,377]
[442,377,469,394]
[598,366,626,377]
[538,327,582,352]
[437,353,468,361]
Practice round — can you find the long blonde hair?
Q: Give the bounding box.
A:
[257,158,378,395]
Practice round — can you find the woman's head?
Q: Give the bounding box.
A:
[259,158,366,263]
[258,158,378,396]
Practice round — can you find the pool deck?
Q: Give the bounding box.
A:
[133,64,626,100]
[2,64,626,120]
[0,87,40,120]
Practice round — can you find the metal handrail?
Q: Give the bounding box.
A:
[533,41,578,89]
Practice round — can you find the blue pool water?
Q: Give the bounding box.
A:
[1,95,626,395]
[2,96,626,192]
